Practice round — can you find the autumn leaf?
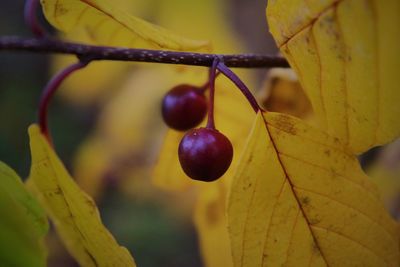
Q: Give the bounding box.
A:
[40,0,210,51]
[51,0,156,105]
[267,0,400,154]
[228,112,399,266]
[226,1,400,266]
[26,124,136,267]
[0,161,48,267]
[259,68,312,119]
[51,0,211,106]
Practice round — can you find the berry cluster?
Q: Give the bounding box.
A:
[161,65,233,182]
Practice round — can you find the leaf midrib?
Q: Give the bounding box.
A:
[260,112,331,267]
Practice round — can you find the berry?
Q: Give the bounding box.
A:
[178,127,233,182]
[162,84,207,131]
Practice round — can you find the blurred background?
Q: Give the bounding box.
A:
[1,1,399,267]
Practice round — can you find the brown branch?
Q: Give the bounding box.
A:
[0,36,289,68]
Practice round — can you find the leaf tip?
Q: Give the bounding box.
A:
[28,124,41,137]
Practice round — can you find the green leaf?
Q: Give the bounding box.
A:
[0,161,48,267]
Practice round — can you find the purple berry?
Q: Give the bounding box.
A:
[178,128,233,182]
[162,84,207,131]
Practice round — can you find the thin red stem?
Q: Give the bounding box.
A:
[199,71,221,93]
[206,58,220,129]
[39,59,90,141]
[24,0,45,38]
[217,62,262,113]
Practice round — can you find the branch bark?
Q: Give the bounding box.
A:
[0,36,289,68]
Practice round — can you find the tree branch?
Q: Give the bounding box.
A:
[0,36,289,68]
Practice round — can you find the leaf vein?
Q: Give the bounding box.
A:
[370,0,381,144]
[264,116,331,267]
[310,21,329,136]
[278,0,343,47]
[278,151,378,199]
[311,225,389,266]
[261,180,288,266]
[240,161,261,267]
[72,5,90,30]
[294,186,396,243]
[333,3,350,147]
[266,121,352,158]
[79,0,168,49]
[282,209,301,266]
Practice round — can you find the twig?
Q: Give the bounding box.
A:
[0,36,289,68]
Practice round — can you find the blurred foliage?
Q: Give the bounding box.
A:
[100,191,202,267]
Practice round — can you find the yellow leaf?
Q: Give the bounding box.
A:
[154,0,246,53]
[194,183,233,267]
[52,0,154,106]
[259,68,312,120]
[267,0,400,154]
[27,124,136,267]
[53,0,253,107]
[228,112,399,266]
[40,0,210,51]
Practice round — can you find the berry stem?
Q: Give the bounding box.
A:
[24,0,46,38]
[199,71,220,93]
[217,62,262,113]
[39,58,91,141]
[206,58,220,129]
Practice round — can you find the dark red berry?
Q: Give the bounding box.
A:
[162,84,207,131]
[178,128,233,182]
